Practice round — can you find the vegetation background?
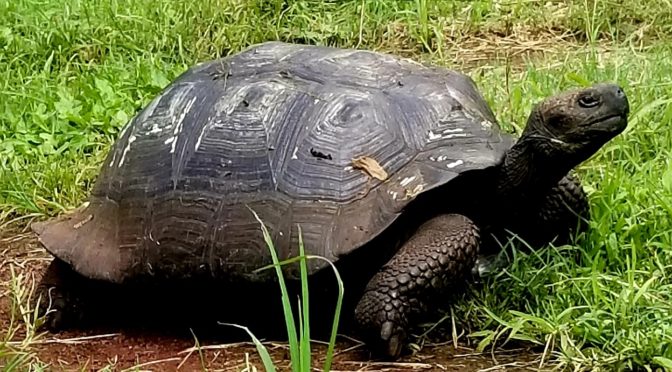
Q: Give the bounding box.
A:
[1,0,672,370]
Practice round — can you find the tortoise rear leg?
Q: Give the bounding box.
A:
[34,258,89,331]
[354,214,479,358]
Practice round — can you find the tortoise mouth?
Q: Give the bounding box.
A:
[590,113,628,134]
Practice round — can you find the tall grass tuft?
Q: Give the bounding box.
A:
[221,208,345,372]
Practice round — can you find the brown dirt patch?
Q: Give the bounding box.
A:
[376,18,622,73]
[0,228,549,371]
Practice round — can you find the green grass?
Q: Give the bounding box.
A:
[2,0,672,370]
[238,210,344,372]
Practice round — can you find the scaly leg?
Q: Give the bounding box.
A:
[353,214,480,358]
[508,173,590,248]
[532,173,590,245]
[475,174,590,277]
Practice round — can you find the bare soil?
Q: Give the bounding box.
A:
[0,228,549,371]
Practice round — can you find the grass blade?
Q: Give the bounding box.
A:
[248,228,345,372]
[219,323,276,372]
[298,227,311,371]
[248,207,300,372]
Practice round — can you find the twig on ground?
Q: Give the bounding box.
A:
[178,341,259,354]
[6,333,120,346]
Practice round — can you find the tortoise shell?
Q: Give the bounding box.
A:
[32,42,514,283]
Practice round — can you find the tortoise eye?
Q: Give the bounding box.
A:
[578,95,600,108]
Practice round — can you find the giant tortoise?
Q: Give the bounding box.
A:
[32,41,629,358]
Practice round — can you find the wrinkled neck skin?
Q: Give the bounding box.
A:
[494,135,573,203]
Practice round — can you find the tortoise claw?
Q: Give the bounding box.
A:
[380,321,404,358]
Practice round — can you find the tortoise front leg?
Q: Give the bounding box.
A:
[534,173,590,244]
[474,174,590,277]
[511,173,590,249]
[354,214,480,358]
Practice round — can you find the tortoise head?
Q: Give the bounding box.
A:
[521,83,629,165]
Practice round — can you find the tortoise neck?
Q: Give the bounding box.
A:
[495,135,571,201]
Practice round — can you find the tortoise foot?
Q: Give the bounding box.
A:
[35,259,86,331]
[354,284,413,358]
[354,213,480,358]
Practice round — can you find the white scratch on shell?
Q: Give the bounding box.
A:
[429,155,449,162]
[291,146,299,159]
[118,135,137,167]
[400,176,416,187]
[442,128,464,134]
[118,122,131,139]
[194,116,212,152]
[447,160,464,168]
[445,87,463,104]
[108,151,117,167]
[136,87,176,135]
[429,130,470,141]
[170,97,197,154]
[149,123,162,134]
[163,136,175,145]
[194,130,205,151]
[444,133,470,139]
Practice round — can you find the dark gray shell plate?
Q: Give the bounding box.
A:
[33,42,514,283]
